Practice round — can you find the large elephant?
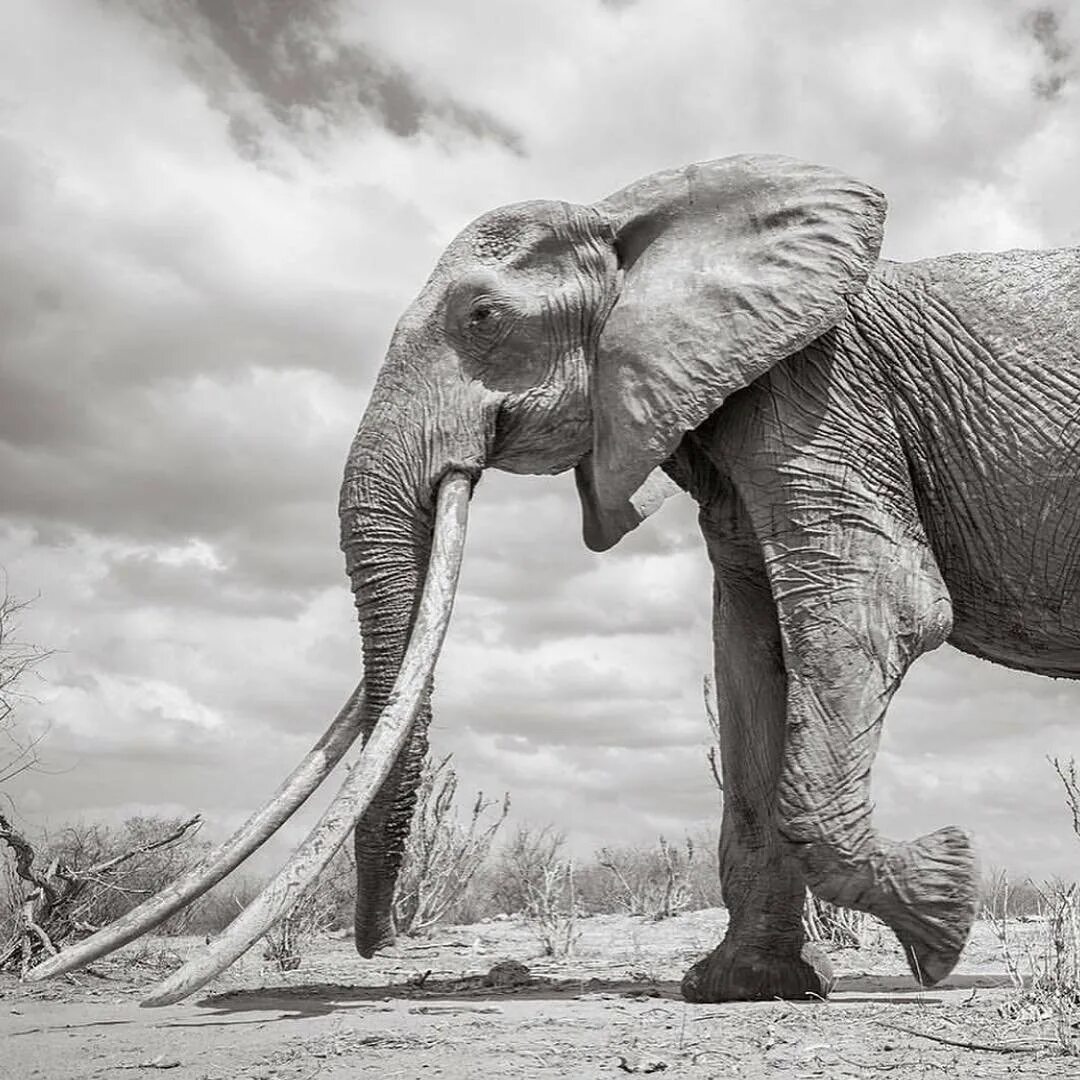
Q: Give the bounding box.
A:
[30,155,1080,1006]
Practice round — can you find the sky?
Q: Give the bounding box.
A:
[2,0,1080,886]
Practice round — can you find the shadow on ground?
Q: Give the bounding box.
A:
[181,971,1016,1021]
[189,977,678,1018]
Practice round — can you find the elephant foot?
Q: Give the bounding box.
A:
[354,911,396,959]
[681,941,835,1003]
[880,826,980,987]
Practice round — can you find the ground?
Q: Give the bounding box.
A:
[1,909,1076,1078]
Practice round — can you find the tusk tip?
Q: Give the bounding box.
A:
[24,953,74,981]
[139,985,187,1008]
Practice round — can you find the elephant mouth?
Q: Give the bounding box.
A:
[24,471,474,1007]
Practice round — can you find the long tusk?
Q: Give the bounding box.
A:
[141,470,472,1007]
[25,682,369,983]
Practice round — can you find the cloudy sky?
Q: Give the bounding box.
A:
[2,0,1080,884]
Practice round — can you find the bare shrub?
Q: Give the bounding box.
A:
[43,816,213,931]
[449,826,723,924]
[494,826,579,956]
[392,754,509,938]
[583,836,696,919]
[982,868,1044,921]
[1056,755,1080,839]
[989,757,1080,1056]
[0,587,51,787]
[989,871,1080,1056]
[0,842,19,947]
[679,828,724,910]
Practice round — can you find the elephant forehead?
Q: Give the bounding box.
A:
[455,200,595,264]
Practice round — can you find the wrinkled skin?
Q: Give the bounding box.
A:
[340,154,1080,1000]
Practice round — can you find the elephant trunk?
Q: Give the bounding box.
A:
[339,470,434,956]
[339,345,489,956]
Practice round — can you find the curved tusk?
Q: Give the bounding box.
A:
[25,682,369,983]
[141,471,472,1007]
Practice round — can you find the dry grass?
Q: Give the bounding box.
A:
[802,891,874,948]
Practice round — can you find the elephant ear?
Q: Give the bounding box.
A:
[575,154,886,551]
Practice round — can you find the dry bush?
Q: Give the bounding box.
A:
[989,757,1080,1056]
[579,836,698,919]
[40,816,211,931]
[0,584,51,947]
[0,845,19,946]
[261,751,509,967]
[392,754,508,938]
[0,588,50,787]
[0,813,204,974]
[492,826,580,956]
[0,811,273,974]
[599,832,723,915]
[989,871,1080,1056]
[982,868,1044,921]
[448,827,723,924]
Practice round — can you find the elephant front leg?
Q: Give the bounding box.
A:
[682,519,834,1003]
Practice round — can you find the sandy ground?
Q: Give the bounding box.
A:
[2,909,1078,1079]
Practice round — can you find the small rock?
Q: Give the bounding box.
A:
[485,960,531,987]
[615,1053,668,1074]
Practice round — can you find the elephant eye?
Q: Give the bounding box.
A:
[468,301,496,327]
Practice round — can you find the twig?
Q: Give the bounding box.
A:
[84,815,202,876]
[23,915,58,957]
[836,1056,918,1071]
[690,1048,738,1063]
[19,904,58,977]
[408,1004,502,1015]
[876,1021,1048,1054]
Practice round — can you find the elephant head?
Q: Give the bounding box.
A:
[28,155,886,1003]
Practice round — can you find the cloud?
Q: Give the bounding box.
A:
[1026,7,1074,100]
[1,0,1079,889]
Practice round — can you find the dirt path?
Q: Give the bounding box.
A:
[2,911,1076,1078]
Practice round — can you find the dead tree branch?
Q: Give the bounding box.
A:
[0,814,203,973]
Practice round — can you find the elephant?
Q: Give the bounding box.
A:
[28,154,1080,1006]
